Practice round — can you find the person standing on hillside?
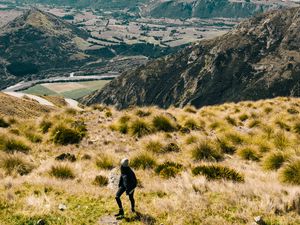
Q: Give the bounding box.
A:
[115,158,137,217]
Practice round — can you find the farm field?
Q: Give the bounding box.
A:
[23,80,110,100]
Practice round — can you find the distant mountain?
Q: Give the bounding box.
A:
[145,0,294,19]
[0,8,92,89]
[83,7,300,108]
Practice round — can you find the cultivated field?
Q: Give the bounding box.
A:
[23,80,110,100]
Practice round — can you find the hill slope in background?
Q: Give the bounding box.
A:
[146,0,276,19]
[83,7,300,109]
[0,8,91,89]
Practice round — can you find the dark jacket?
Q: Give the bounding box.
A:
[119,166,137,194]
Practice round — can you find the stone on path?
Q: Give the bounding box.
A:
[98,216,118,225]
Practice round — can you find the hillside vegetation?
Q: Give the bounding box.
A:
[84,7,300,109]
[0,96,300,224]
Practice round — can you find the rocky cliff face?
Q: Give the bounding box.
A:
[83,7,300,109]
[0,8,91,89]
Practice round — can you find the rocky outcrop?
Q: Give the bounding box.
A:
[83,7,300,109]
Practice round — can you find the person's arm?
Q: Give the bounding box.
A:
[123,174,129,190]
[118,175,123,187]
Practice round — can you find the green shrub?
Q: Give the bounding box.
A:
[155,161,183,179]
[51,125,84,145]
[0,118,10,128]
[279,160,300,185]
[93,175,109,187]
[50,165,75,180]
[237,147,260,161]
[0,136,30,154]
[96,154,114,170]
[263,152,287,171]
[129,119,152,137]
[239,114,249,122]
[136,110,151,117]
[191,141,223,162]
[131,152,156,170]
[0,154,34,175]
[192,165,244,182]
[40,120,52,133]
[152,115,176,132]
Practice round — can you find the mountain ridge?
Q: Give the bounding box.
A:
[83,7,300,108]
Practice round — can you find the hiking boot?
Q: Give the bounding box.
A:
[131,208,136,213]
[114,209,124,217]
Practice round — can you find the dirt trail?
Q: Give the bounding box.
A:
[3,91,82,110]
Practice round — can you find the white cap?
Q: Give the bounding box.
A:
[121,158,129,167]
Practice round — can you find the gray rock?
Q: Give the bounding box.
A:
[58,203,67,211]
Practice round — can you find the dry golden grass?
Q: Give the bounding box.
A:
[0,96,300,224]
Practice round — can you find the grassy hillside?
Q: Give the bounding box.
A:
[0,97,300,224]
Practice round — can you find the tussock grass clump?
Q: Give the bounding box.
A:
[144,140,164,153]
[152,115,176,132]
[192,165,244,182]
[287,108,299,115]
[248,119,261,128]
[129,119,152,137]
[0,154,34,175]
[237,147,260,161]
[224,132,245,145]
[185,135,199,145]
[0,135,30,154]
[239,114,249,122]
[225,116,237,126]
[217,138,236,154]
[64,108,77,115]
[183,118,200,130]
[96,154,115,170]
[50,125,84,145]
[162,142,180,153]
[40,120,52,133]
[155,161,183,179]
[293,122,300,135]
[131,152,156,170]
[263,152,287,171]
[279,160,300,185]
[105,110,112,117]
[93,175,109,187]
[136,109,151,117]
[0,117,10,128]
[191,141,223,162]
[275,120,291,131]
[273,132,290,150]
[24,132,42,143]
[184,105,197,114]
[264,107,273,114]
[50,164,75,180]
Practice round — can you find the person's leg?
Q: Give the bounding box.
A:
[115,187,126,216]
[128,190,135,212]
